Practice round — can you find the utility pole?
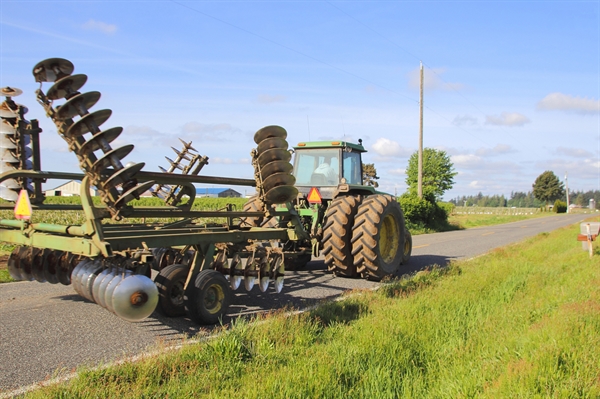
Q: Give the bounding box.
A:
[418,61,424,199]
[565,171,570,213]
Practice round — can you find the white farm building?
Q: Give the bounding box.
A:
[44,180,98,197]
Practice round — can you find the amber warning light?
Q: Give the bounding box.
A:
[14,190,32,220]
[307,187,322,204]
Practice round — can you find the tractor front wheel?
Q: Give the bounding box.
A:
[351,195,406,281]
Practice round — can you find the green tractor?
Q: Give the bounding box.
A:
[245,137,412,281]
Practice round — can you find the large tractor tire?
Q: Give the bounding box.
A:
[402,228,412,265]
[240,196,264,227]
[154,263,189,317]
[322,195,362,277]
[351,194,406,281]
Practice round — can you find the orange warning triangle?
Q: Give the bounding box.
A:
[307,187,322,204]
[14,190,32,220]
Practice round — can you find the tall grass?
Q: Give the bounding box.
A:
[26,222,600,398]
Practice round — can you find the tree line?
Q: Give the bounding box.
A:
[450,190,600,209]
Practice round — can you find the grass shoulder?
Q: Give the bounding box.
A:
[26,220,600,398]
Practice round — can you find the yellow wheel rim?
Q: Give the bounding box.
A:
[204,283,225,315]
[404,234,411,256]
[380,213,400,263]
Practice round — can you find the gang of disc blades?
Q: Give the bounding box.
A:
[78,127,122,155]
[0,87,23,97]
[100,161,144,189]
[257,137,289,154]
[253,125,287,144]
[112,275,159,321]
[257,148,291,167]
[0,102,18,118]
[264,185,298,205]
[32,58,74,82]
[46,74,88,100]
[55,91,101,120]
[262,172,296,192]
[66,109,112,137]
[259,160,293,178]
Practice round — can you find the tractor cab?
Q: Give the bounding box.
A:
[292,140,365,199]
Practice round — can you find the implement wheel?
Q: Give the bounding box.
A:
[322,195,362,277]
[402,228,412,265]
[185,269,231,325]
[154,263,189,317]
[240,196,264,227]
[351,194,406,281]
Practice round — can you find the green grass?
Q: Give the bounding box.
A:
[25,222,600,398]
[448,211,553,229]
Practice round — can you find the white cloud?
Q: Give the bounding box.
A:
[485,112,531,127]
[475,144,516,157]
[82,19,117,35]
[257,94,286,104]
[388,168,406,176]
[371,137,411,158]
[452,154,482,167]
[537,92,599,114]
[452,115,478,127]
[408,67,464,91]
[555,147,594,158]
[469,180,483,189]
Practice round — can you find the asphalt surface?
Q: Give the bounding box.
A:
[0,213,589,394]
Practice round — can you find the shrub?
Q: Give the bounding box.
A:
[399,194,435,225]
[553,199,567,213]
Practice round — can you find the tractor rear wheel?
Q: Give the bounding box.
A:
[154,263,189,317]
[402,228,412,265]
[185,269,231,325]
[322,195,362,277]
[351,194,406,281]
[240,196,264,227]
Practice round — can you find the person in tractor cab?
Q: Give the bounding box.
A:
[312,162,338,185]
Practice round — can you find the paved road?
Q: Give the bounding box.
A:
[0,213,588,394]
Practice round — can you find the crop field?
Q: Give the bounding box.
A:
[22,220,600,398]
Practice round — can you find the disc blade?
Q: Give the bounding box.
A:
[30,248,46,283]
[40,249,59,284]
[1,149,18,163]
[0,179,20,189]
[46,74,88,100]
[18,247,34,281]
[259,276,269,292]
[1,87,23,97]
[257,137,289,154]
[97,270,117,308]
[244,276,255,291]
[104,271,132,313]
[32,58,74,82]
[101,161,144,189]
[259,160,293,178]
[66,109,112,137]
[114,180,155,209]
[55,91,101,120]
[7,247,22,281]
[0,102,18,118]
[112,274,159,321]
[254,125,287,144]
[264,185,298,205]
[82,261,104,302]
[0,120,16,134]
[274,276,284,293]
[92,268,112,303]
[262,172,296,193]
[91,144,134,173]
[0,134,17,149]
[230,275,242,290]
[78,127,122,154]
[257,148,291,167]
[0,186,18,201]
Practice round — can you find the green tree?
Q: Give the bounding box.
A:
[362,163,379,188]
[405,148,457,201]
[532,171,565,206]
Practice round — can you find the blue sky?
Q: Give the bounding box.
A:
[1,0,599,200]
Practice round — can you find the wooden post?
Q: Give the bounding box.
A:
[587,223,593,258]
[418,61,424,199]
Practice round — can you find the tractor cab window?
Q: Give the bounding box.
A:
[293,149,341,186]
[342,151,362,185]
